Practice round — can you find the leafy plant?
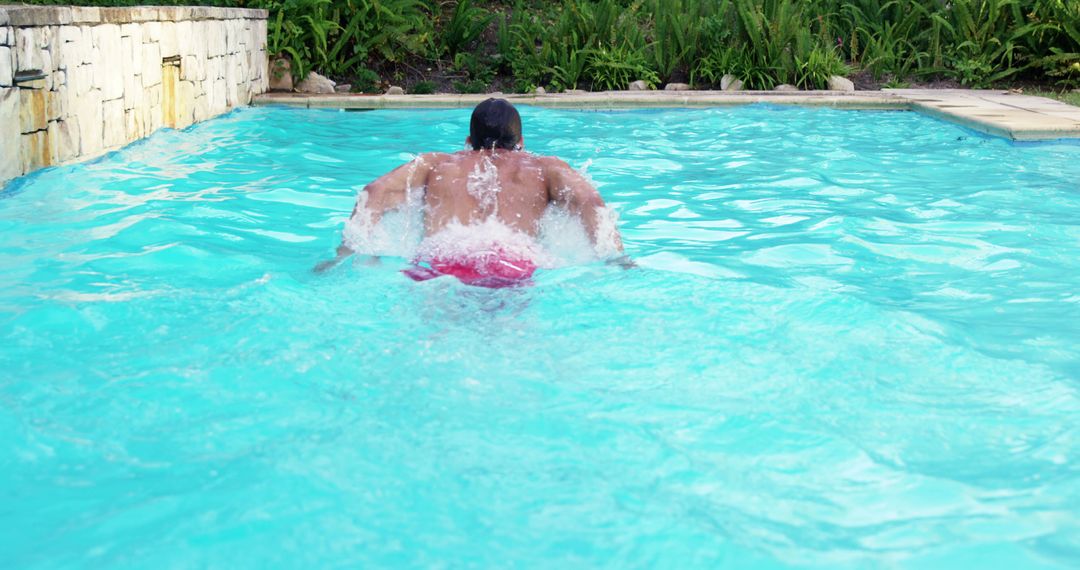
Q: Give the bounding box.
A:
[588,45,659,90]
[45,0,1080,94]
[453,52,497,85]
[411,80,438,94]
[841,0,936,81]
[453,79,489,94]
[1024,0,1080,87]
[260,0,336,80]
[645,0,727,81]
[731,0,816,88]
[692,45,742,87]
[942,0,1027,87]
[351,67,381,92]
[439,0,494,58]
[543,36,591,91]
[796,47,850,89]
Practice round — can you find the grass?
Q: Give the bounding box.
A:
[1033,90,1080,107]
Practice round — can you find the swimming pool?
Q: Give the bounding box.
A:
[1,105,1078,568]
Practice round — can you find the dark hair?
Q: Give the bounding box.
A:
[469,98,522,151]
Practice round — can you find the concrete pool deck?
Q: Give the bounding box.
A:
[253,89,1080,142]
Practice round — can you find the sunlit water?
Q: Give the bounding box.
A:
[1,105,1078,568]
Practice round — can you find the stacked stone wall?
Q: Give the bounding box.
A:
[0,6,269,184]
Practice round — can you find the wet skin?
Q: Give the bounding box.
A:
[316,142,627,272]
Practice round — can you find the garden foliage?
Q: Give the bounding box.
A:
[25,0,1080,91]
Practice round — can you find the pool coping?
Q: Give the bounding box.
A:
[252,89,1080,141]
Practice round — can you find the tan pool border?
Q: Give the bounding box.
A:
[253,89,1080,142]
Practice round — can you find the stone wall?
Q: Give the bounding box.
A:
[0,5,269,184]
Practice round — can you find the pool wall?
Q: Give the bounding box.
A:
[0,5,268,184]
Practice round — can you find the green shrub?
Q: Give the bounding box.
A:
[411,80,438,94]
[351,68,381,93]
[544,42,591,92]
[692,45,744,87]
[1023,0,1080,87]
[255,0,434,81]
[25,0,1080,93]
[588,45,659,91]
[797,47,850,89]
[943,0,1027,87]
[439,0,494,58]
[512,80,539,94]
[730,0,816,89]
[645,0,726,82]
[452,52,497,85]
[262,0,337,81]
[453,79,489,94]
[837,0,938,81]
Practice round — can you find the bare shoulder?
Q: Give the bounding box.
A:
[415,152,454,166]
[534,154,571,171]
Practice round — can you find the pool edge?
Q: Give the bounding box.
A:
[251,90,1080,142]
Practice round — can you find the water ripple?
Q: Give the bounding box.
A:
[1,105,1079,568]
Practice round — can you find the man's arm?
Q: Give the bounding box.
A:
[314,154,435,273]
[544,158,630,264]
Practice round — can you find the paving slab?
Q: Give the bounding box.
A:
[254,89,1080,141]
[254,90,909,111]
[885,89,1080,140]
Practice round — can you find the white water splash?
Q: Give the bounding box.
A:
[591,205,623,259]
[341,156,432,257]
[466,153,501,212]
[417,218,552,267]
[342,153,620,267]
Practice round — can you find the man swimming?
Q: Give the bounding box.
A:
[317,98,629,286]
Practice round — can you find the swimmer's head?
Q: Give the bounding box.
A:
[468,98,523,151]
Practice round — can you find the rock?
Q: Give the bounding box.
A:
[334,83,351,93]
[828,75,855,91]
[180,55,201,82]
[102,97,125,148]
[565,89,586,94]
[210,78,227,113]
[15,28,42,72]
[628,80,647,91]
[193,93,209,122]
[141,42,161,87]
[267,57,291,91]
[0,88,21,180]
[0,46,11,87]
[18,88,46,134]
[93,24,123,100]
[664,82,690,91]
[720,74,742,91]
[20,130,49,173]
[207,21,226,58]
[775,84,799,92]
[71,63,93,95]
[296,70,334,94]
[385,85,404,95]
[46,89,61,121]
[56,116,80,162]
[534,86,546,95]
[75,87,103,156]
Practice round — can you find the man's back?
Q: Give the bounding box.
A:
[421,150,556,237]
[317,98,626,280]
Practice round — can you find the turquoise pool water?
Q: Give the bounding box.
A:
[1,105,1078,568]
